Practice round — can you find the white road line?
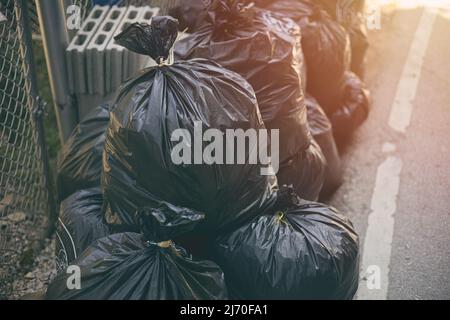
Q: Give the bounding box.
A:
[382,142,396,153]
[359,6,437,300]
[358,155,403,300]
[388,7,438,133]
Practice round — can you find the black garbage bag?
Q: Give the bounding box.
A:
[253,0,351,115]
[316,0,339,18]
[169,0,210,32]
[277,140,326,201]
[46,206,228,300]
[306,95,333,138]
[175,0,311,165]
[306,95,342,196]
[315,0,366,19]
[212,187,360,300]
[55,188,110,270]
[315,0,369,77]
[253,0,370,141]
[345,12,369,78]
[56,103,110,202]
[102,17,277,234]
[331,71,370,143]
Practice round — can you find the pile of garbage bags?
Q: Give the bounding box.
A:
[48,0,369,299]
[173,0,371,145]
[257,0,370,142]
[175,0,325,201]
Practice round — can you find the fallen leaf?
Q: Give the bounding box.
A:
[7,212,27,223]
[24,272,34,280]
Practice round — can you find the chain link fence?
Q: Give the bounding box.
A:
[0,0,55,298]
[0,0,181,299]
[27,1,40,36]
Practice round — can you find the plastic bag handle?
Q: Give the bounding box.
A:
[210,0,256,30]
[137,203,205,243]
[114,16,179,64]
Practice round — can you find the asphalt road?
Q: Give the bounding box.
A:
[329,3,450,300]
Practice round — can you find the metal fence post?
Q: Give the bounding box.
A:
[16,0,58,237]
[35,0,78,144]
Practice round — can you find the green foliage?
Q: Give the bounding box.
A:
[32,40,60,170]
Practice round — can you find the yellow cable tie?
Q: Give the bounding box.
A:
[276,211,287,225]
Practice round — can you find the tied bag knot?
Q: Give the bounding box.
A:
[114,16,179,66]
[210,0,255,32]
[273,185,300,212]
[137,202,205,249]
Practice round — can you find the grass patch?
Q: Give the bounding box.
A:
[32,39,60,171]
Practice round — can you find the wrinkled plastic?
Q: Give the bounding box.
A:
[346,13,369,78]
[212,188,360,300]
[47,203,228,300]
[46,233,228,300]
[277,140,326,201]
[175,0,312,165]
[55,188,110,269]
[56,103,110,202]
[315,0,369,77]
[315,0,367,21]
[331,71,370,143]
[253,0,370,141]
[306,95,343,195]
[306,95,332,137]
[114,19,178,64]
[103,17,277,234]
[137,205,205,243]
[316,0,339,18]
[169,0,211,32]
[254,0,351,114]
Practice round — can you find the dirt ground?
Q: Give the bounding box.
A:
[5,237,56,300]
